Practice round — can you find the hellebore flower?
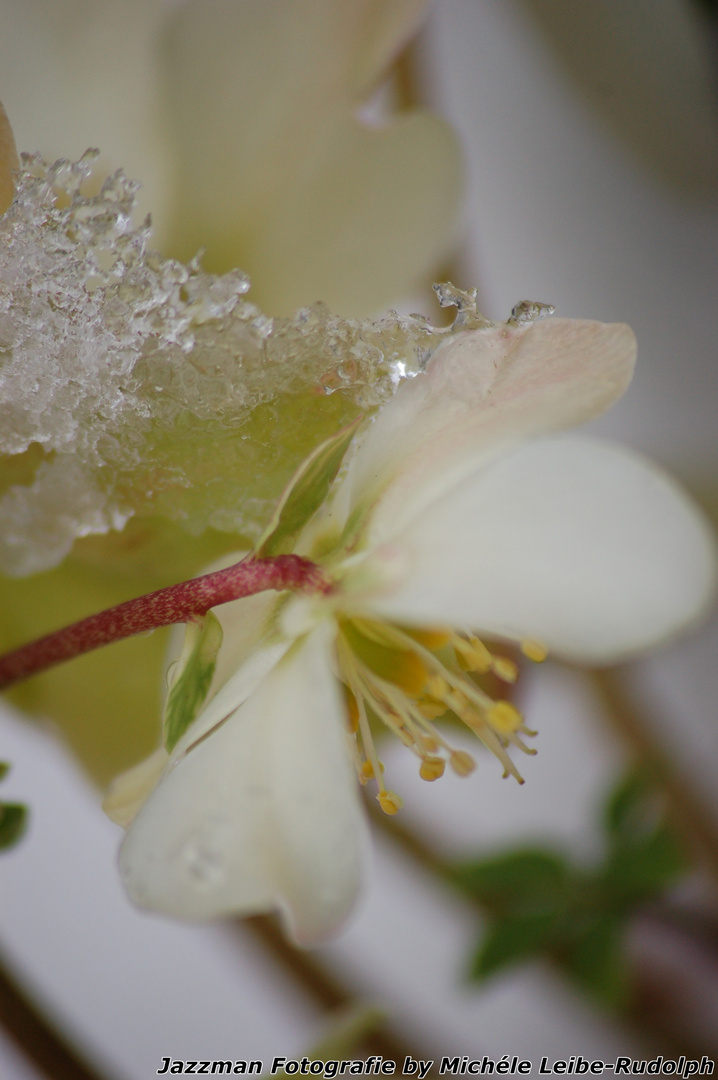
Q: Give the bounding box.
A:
[106,310,717,944]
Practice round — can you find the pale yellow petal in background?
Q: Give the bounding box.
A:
[0,99,19,214]
[161,0,462,314]
[0,0,174,235]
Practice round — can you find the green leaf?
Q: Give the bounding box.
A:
[602,769,688,904]
[604,768,658,845]
[254,418,361,557]
[0,802,28,850]
[604,825,687,902]
[163,611,224,752]
[562,915,629,1009]
[469,910,562,980]
[454,849,570,914]
[0,762,10,782]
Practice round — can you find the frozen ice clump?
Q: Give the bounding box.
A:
[0,153,463,576]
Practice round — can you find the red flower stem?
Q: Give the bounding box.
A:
[0,555,329,691]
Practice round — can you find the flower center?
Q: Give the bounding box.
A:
[335,616,547,814]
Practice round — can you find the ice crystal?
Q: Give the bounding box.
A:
[0,154,466,576]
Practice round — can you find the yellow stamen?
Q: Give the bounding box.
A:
[402,626,453,650]
[487,700,523,735]
[450,750,476,777]
[491,656,518,683]
[360,759,384,781]
[377,790,403,815]
[521,639,548,663]
[454,635,492,673]
[341,620,429,695]
[419,757,445,782]
[344,686,360,733]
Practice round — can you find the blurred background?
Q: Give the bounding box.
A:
[1,1,718,1076]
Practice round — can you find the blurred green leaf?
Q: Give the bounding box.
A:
[470,910,563,979]
[562,915,629,1009]
[459,768,692,1007]
[0,802,27,849]
[604,825,687,902]
[0,762,10,782]
[605,768,653,838]
[454,849,570,914]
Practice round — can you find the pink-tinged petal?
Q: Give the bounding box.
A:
[366,437,717,664]
[160,0,460,315]
[347,318,636,547]
[119,625,367,944]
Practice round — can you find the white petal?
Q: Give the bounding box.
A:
[164,552,287,760]
[367,437,717,664]
[102,747,169,828]
[119,625,368,944]
[348,318,636,548]
[169,636,292,763]
[160,0,460,315]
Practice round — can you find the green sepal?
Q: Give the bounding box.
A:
[254,418,362,557]
[0,802,28,850]
[163,611,224,753]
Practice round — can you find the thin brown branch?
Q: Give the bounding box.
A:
[367,796,716,1058]
[593,667,718,887]
[0,949,111,1080]
[241,915,440,1071]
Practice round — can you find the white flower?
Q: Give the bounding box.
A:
[106,312,716,944]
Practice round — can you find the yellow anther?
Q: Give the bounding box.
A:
[492,656,518,684]
[420,735,440,754]
[377,790,403,815]
[447,689,470,716]
[419,757,445,782]
[426,673,449,699]
[521,639,548,663]
[360,759,384,781]
[450,750,476,777]
[417,699,447,720]
[455,635,492,673]
[487,700,523,735]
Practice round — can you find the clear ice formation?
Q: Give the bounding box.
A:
[0,153,479,577]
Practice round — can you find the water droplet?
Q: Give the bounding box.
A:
[179,819,232,888]
[508,300,556,327]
